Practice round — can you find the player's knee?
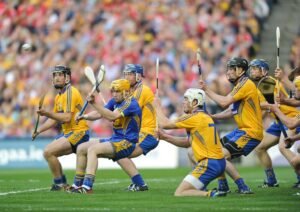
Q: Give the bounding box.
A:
[255,144,267,154]
[174,189,183,197]
[43,148,53,159]
[291,157,300,168]
[87,146,98,156]
[77,144,87,155]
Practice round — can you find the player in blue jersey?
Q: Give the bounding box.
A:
[71,79,142,194]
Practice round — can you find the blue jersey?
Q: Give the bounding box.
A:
[105,96,142,143]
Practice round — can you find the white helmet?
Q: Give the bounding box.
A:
[184,88,206,107]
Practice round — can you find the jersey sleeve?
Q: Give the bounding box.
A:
[175,114,199,130]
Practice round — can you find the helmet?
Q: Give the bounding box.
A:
[227,57,248,72]
[123,64,137,74]
[52,65,71,76]
[249,59,269,72]
[135,64,144,77]
[184,88,205,107]
[110,79,130,92]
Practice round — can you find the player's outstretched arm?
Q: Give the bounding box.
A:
[153,97,177,129]
[37,108,72,123]
[32,118,57,138]
[211,108,233,120]
[270,105,300,129]
[76,110,102,121]
[199,79,234,108]
[158,129,190,148]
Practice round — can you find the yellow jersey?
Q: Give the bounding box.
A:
[175,111,224,162]
[231,77,263,140]
[132,83,156,136]
[53,84,89,134]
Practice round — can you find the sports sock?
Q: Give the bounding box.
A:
[62,174,67,184]
[296,173,300,183]
[53,177,63,185]
[82,174,95,190]
[218,178,229,191]
[265,168,277,184]
[235,178,247,190]
[73,173,85,187]
[132,174,145,186]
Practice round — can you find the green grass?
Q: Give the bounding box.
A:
[0,166,299,212]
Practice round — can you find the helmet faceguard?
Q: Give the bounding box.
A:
[123,64,143,83]
[226,57,248,84]
[249,59,269,81]
[51,65,71,89]
[183,88,206,109]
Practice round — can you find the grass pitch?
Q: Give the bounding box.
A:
[0,166,299,212]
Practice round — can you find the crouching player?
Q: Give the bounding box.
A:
[155,88,226,197]
[71,79,142,194]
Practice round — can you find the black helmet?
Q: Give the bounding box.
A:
[227,57,248,72]
[52,65,71,76]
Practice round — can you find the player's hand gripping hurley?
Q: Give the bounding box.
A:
[78,65,106,117]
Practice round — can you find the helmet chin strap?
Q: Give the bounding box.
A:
[228,68,245,84]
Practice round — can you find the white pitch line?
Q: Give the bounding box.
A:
[0,178,176,196]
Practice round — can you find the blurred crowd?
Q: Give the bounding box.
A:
[0,0,277,138]
[289,29,300,69]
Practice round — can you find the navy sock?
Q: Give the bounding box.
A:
[132,174,145,186]
[62,174,67,184]
[265,168,277,184]
[235,178,247,190]
[218,178,229,191]
[73,174,85,187]
[82,174,95,190]
[53,177,63,185]
[297,173,300,183]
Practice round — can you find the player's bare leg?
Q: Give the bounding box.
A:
[75,142,115,192]
[43,137,73,190]
[68,139,100,190]
[118,147,149,191]
[255,133,279,187]
[175,180,225,198]
[278,130,300,187]
[218,148,253,194]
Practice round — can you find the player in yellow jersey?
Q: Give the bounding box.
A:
[31,65,90,191]
[275,67,300,107]
[268,103,300,196]
[199,57,263,194]
[249,60,300,188]
[273,67,300,188]
[120,64,159,191]
[155,88,226,197]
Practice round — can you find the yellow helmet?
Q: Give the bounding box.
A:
[110,79,130,92]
